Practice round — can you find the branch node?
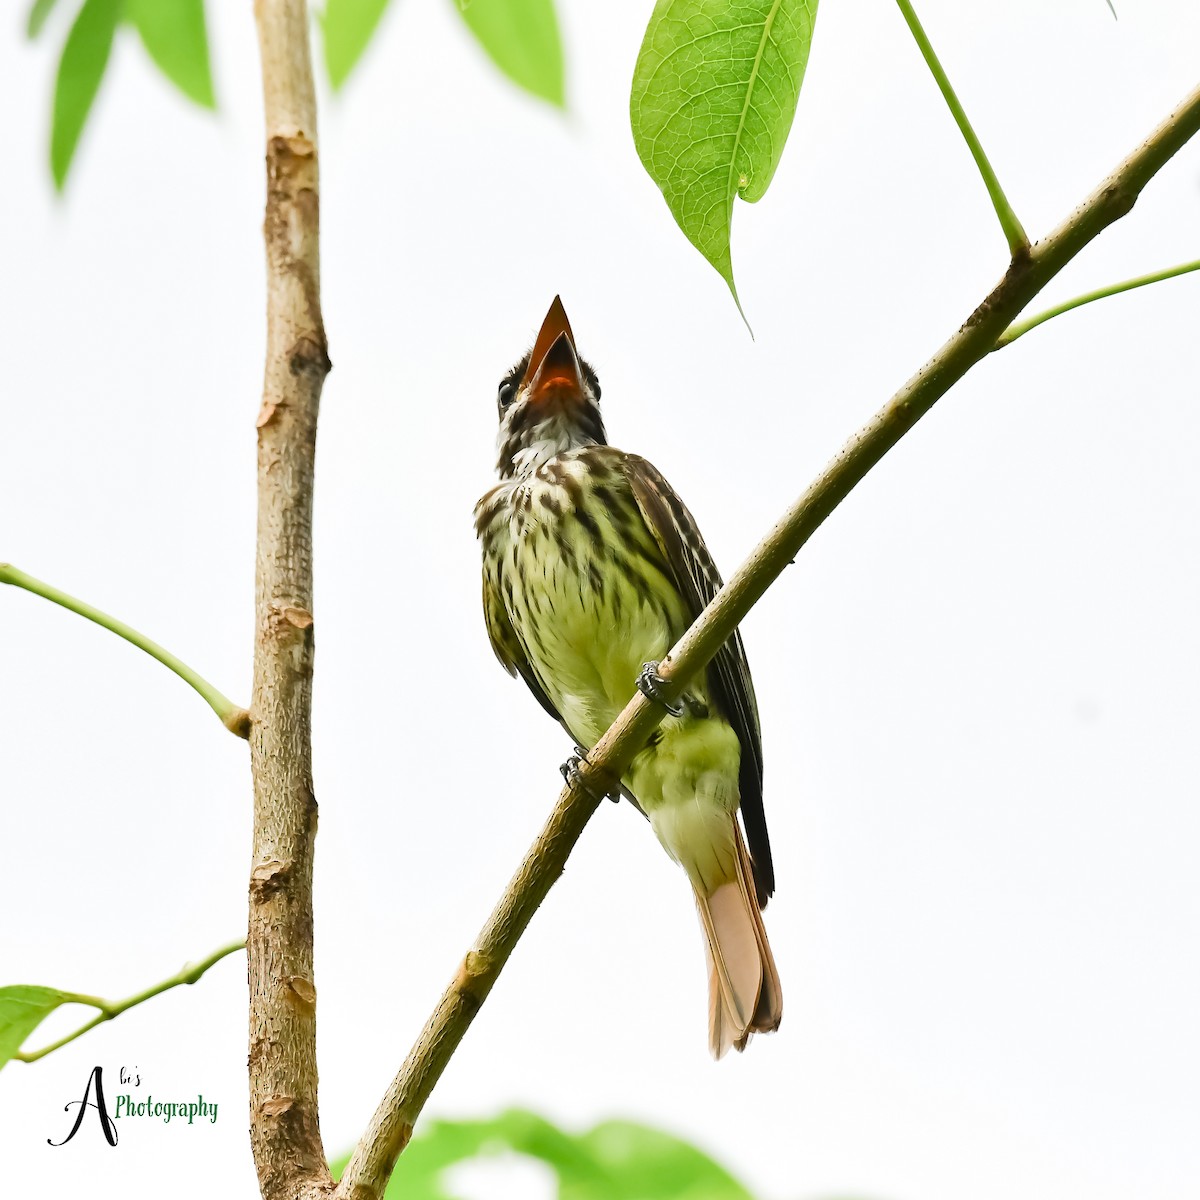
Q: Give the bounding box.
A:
[282,605,315,629]
[452,951,492,1012]
[286,976,317,1013]
[250,858,290,900]
[224,707,253,738]
[289,335,332,379]
[262,1095,296,1119]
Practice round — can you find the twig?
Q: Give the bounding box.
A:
[248,3,332,1199]
[334,77,1200,1200]
[0,563,250,737]
[15,941,245,1064]
[894,0,1029,257]
[995,257,1200,348]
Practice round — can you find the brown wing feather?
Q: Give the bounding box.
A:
[622,454,774,905]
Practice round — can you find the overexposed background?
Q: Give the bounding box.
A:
[2,2,1198,1197]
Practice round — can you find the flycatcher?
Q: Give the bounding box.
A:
[475,297,781,1056]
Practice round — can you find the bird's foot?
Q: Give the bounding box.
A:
[560,746,621,802]
[636,661,685,717]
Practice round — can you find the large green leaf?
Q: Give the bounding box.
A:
[630,0,819,307]
[454,0,565,108]
[321,0,393,91]
[50,0,121,190]
[125,0,216,108]
[332,1107,755,1199]
[0,985,72,1070]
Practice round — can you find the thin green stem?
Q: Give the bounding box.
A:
[0,563,250,737]
[14,939,245,1064]
[995,257,1200,348]
[894,0,1029,257]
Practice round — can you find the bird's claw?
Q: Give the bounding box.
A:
[560,747,620,802]
[637,661,684,717]
[560,751,585,787]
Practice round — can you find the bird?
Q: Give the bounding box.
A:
[474,296,781,1057]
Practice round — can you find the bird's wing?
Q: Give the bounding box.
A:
[622,454,774,905]
[482,572,564,724]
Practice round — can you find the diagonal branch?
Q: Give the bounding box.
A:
[248,3,332,1200]
[335,77,1200,1200]
[0,563,250,737]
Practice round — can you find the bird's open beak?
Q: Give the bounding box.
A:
[523,296,585,407]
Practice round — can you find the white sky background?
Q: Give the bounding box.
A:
[2,1,1198,1198]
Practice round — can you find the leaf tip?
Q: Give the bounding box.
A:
[731,286,754,340]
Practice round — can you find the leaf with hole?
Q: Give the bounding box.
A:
[630,0,819,311]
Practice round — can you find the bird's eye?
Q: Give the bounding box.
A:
[497,380,517,409]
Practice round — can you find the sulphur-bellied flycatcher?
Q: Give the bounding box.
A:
[475,297,782,1057]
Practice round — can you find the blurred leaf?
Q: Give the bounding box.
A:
[454,0,565,108]
[630,0,819,309]
[332,1107,756,1199]
[51,0,121,190]
[321,0,393,91]
[574,1119,754,1199]
[125,0,216,108]
[27,0,60,38]
[0,985,71,1069]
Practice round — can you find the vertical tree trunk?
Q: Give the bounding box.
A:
[248,3,332,1198]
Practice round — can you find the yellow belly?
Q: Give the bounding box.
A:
[501,474,687,747]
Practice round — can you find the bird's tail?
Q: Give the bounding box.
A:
[694,823,783,1058]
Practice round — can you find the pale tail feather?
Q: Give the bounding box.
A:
[694,823,783,1058]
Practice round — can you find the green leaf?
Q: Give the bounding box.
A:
[630,0,819,308]
[27,0,60,38]
[332,1108,756,1199]
[574,1120,754,1200]
[125,0,216,108]
[50,0,121,191]
[0,986,71,1069]
[454,0,565,108]
[321,0,393,91]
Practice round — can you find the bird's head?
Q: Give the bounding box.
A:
[494,296,606,479]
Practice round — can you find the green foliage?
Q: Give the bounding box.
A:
[321,0,393,91]
[0,985,72,1070]
[454,0,565,108]
[33,0,564,188]
[630,0,819,308]
[27,0,61,38]
[320,0,565,104]
[50,0,120,190]
[330,1108,756,1199]
[34,0,216,190]
[125,0,216,107]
